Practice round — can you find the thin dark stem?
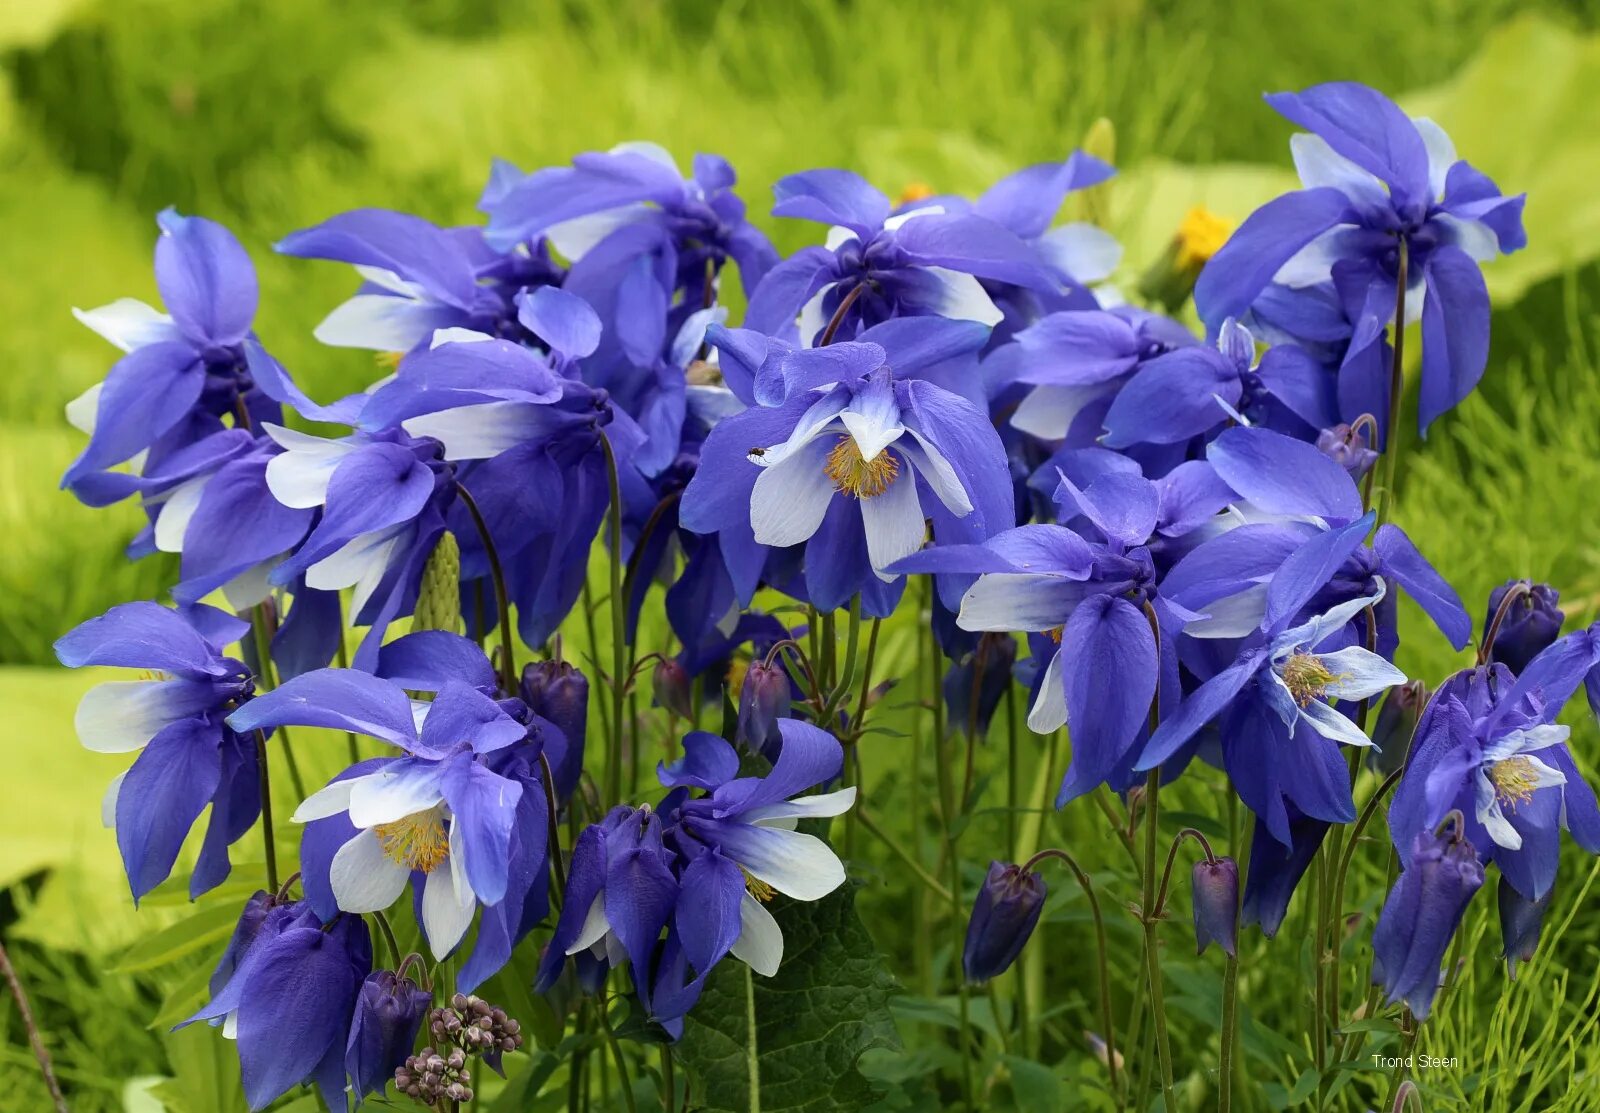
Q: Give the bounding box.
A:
[817,283,865,347]
[1021,849,1121,1105]
[454,483,516,694]
[661,1043,677,1113]
[251,605,305,800]
[848,618,883,739]
[334,622,361,767]
[371,909,403,969]
[856,809,952,902]
[1377,237,1409,528]
[597,1005,638,1113]
[0,937,69,1113]
[1480,580,1532,665]
[1149,827,1222,917]
[539,751,569,899]
[601,438,628,807]
[254,729,279,893]
[1139,769,1176,1108]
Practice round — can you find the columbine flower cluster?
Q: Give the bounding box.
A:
[47,80,1595,1111]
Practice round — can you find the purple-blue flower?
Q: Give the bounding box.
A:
[1371,817,1484,1020]
[55,601,260,902]
[345,968,432,1104]
[1196,82,1525,433]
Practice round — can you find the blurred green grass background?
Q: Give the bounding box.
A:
[5,1,1600,1109]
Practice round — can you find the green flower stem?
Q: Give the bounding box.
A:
[597,1004,638,1113]
[454,482,517,694]
[601,437,628,807]
[1377,237,1409,529]
[254,729,279,893]
[0,938,68,1113]
[333,622,361,766]
[1221,787,1243,1112]
[931,621,975,1108]
[744,964,762,1113]
[250,605,305,799]
[855,808,952,903]
[1140,769,1177,1109]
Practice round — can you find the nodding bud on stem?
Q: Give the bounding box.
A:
[346,969,431,1102]
[737,658,789,759]
[520,659,589,801]
[943,632,1017,740]
[1371,816,1484,1020]
[1498,875,1552,981]
[652,657,693,720]
[1316,423,1379,481]
[1483,579,1564,675]
[1192,856,1239,957]
[963,861,1047,983]
[1369,679,1429,776]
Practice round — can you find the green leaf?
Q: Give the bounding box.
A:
[677,885,901,1112]
[994,1055,1067,1112]
[112,901,243,973]
[152,1022,248,1113]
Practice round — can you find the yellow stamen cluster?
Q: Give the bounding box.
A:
[374,807,451,872]
[1489,756,1539,810]
[897,181,936,206]
[824,436,899,499]
[1046,626,1064,644]
[1175,205,1233,271]
[375,351,404,371]
[742,867,776,903]
[1280,652,1338,707]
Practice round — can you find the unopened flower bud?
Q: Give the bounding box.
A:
[346,968,431,1102]
[1483,580,1564,676]
[653,657,693,719]
[963,861,1047,983]
[1315,423,1378,481]
[1372,819,1484,1019]
[737,658,790,758]
[1191,857,1239,957]
[1369,679,1429,776]
[943,632,1017,740]
[1498,875,1552,980]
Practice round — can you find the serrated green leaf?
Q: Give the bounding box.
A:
[677,885,901,1112]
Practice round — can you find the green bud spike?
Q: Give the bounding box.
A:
[413,530,462,634]
[1077,116,1116,229]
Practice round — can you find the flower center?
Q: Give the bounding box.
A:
[742,867,776,903]
[374,806,450,872]
[824,436,898,499]
[1489,756,1538,810]
[1280,652,1338,707]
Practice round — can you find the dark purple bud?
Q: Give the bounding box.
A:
[208,890,275,997]
[943,633,1018,739]
[1315,423,1378,481]
[1497,875,1552,981]
[1483,580,1563,676]
[345,969,432,1101]
[1371,821,1484,1020]
[737,659,789,759]
[520,659,589,800]
[963,861,1047,983]
[1369,679,1429,776]
[1242,813,1328,938]
[1192,857,1239,957]
[652,657,693,719]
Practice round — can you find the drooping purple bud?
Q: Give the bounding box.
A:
[208,890,276,997]
[520,659,589,801]
[652,657,693,720]
[737,658,789,759]
[1483,580,1564,676]
[1315,423,1378,481]
[345,968,432,1102]
[943,632,1018,740]
[1497,875,1552,981]
[1369,679,1430,776]
[962,861,1047,983]
[1192,857,1239,957]
[1372,820,1484,1020]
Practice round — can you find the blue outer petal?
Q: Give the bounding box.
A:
[155,209,259,347]
[518,285,603,360]
[675,850,746,975]
[116,716,223,901]
[1262,512,1375,635]
[1195,188,1350,326]
[743,246,838,338]
[659,732,741,791]
[1373,524,1471,649]
[1207,425,1363,522]
[974,151,1115,239]
[771,169,889,235]
[1138,654,1262,770]
[1417,244,1491,433]
[417,682,526,755]
[375,631,496,692]
[1264,83,1430,202]
[1056,595,1156,805]
[893,213,1055,290]
[439,755,522,906]
[62,342,204,483]
[55,600,234,677]
[1101,348,1238,447]
[276,208,477,309]
[228,668,418,748]
[712,719,843,817]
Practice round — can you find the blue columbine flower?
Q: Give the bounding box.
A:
[1138,588,1405,843]
[62,210,304,495]
[182,896,372,1111]
[1195,81,1525,433]
[479,143,777,307]
[227,653,551,977]
[681,342,1013,615]
[745,168,1057,344]
[1371,815,1484,1020]
[1241,809,1329,938]
[278,205,561,353]
[1389,661,1600,902]
[963,861,1048,983]
[54,601,261,902]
